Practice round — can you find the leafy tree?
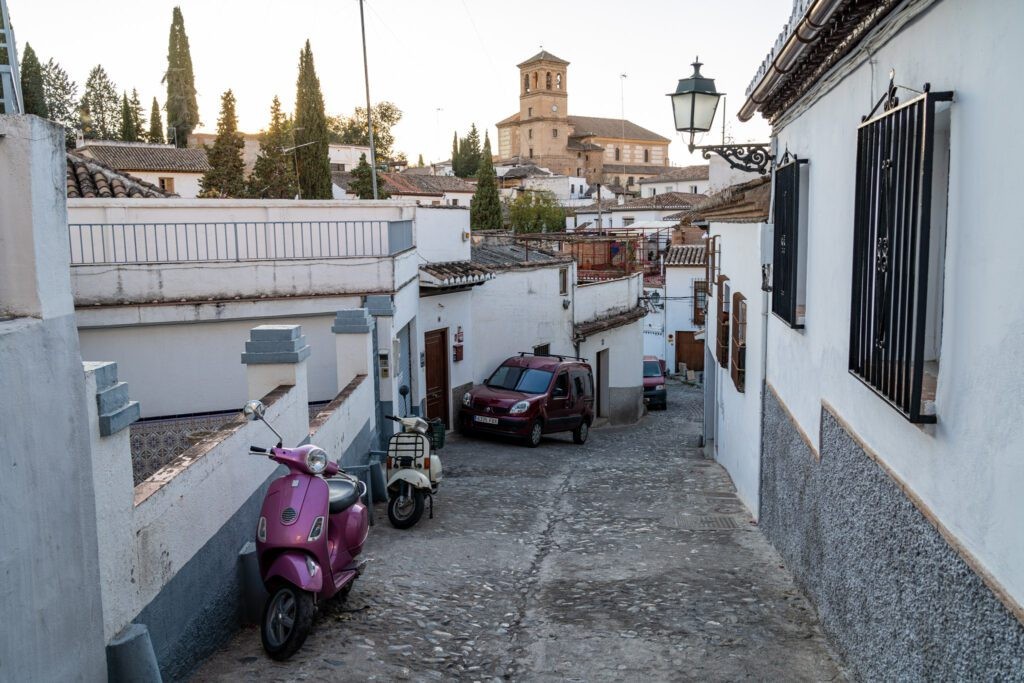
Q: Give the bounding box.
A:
[471,133,501,230]
[120,92,138,141]
[417,154,425,167]
[164,6,200,147]
[199,90,246,198]
[42,59,78,145]
[349,153,389,199]
[20,44,49,118]
[293,40,332,199]
[80,65,120,139]
[328,101,402,163]
[506,190,565,233]
[147,97,164,143]
[248,96,298,199]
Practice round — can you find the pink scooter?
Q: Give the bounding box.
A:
[242,399,369,660]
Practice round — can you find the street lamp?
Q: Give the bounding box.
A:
[667,58,772,175]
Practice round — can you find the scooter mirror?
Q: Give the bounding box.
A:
[242,400,266,421]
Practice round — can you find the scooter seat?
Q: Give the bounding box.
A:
[327,478,361,514]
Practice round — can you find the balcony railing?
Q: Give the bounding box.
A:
[69,219,414,265]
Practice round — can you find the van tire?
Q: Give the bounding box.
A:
[572,420,589,445]
[526,420,543,448]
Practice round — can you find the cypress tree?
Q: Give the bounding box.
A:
[417,154,425,167]
[120,92,139,141]
[80,65,120,139]
[42,59,79,146]
[199,90,246,198]
[349,153,389,199]
[165,6,200,147]
[451,131,460,176]
[293,40,332,199]
[20,44,49,118]
[248,96,298,199]
[471,133,502,230]
[147,97,164,143]
[462,124,481,177]
[130,89,144,136]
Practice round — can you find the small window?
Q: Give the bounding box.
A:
[559,267,568,295]
[651,188,657,196]
[546,72,552,89]
[532,72,538,90]
[570,184,575,194]
[623,216,634,226]
[529,148,534,159]
[716,275,730,369]
[614,176,621,186]
[533,343,550,356]
[552,129,558,138]
[158,177,175,192]
[731,293,747,392]
[528,129,533,139]
[330,163,346,172]
[690,184,698,193]
[576,167,581,176]
[614,147,621,161]
[627,176,634,186]
[450,198,459,207]
[528,107,533,117]
[643,149,649,163]
[556,73,562,90]
[772,157,809,328]
[693,279,708,325]
[524,74,530,93]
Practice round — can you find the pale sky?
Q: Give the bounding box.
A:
[10,0,791,165]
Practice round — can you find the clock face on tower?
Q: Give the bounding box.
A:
[551,105,558,112]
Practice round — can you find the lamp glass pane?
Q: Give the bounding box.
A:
[691,92,720,133]
[671,93,696,131]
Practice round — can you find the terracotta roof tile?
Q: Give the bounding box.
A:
[77,142,211,172]
[638,165,709,184]
[380,172,475,197]
[679,177,772,225]
[665,244,707,267]
[66,152,176,199]
[518,50,570,66]
[567,115,671,143]
[420,261,495,288]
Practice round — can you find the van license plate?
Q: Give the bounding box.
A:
[474,415,499,425]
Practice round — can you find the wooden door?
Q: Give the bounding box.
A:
[424,329,449,428]
[675,332,704,373]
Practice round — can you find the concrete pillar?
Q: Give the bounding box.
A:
[364,295,395,449]
[0,115,108,680]
[241,324,311,401]
[332,308,375,387]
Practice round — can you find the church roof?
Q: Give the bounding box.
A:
[567,115,671,143]
[517,50,569,67]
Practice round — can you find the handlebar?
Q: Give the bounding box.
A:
[249,445,268,454]
[384,415,400,422]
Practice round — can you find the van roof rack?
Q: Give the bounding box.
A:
[518,351,589,363]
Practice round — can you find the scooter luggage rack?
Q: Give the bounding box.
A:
[388,432,425,467]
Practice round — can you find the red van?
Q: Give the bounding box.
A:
[459,353,595,447]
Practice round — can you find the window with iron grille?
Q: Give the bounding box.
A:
[772,157,808,328]
[693,280,708,325]
[731,293,747,392]
[716,275,730,369]
[848,87,952,424]
[706,235,718,289]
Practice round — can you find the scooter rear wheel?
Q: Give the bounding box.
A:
[261,584,315,661]
[388,489,424,529]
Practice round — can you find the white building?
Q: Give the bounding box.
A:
[571,191,705,230]
[329,143,372,173]
[637,164,709,197]
[662,242,709,375]
[75,141,209,198]
[717,0,1024,677]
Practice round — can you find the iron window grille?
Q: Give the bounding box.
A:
[772,156,808,328]
[693,279,708,326]
[716,275,730,369]
[848,86,952,424]
[705,235,719,292]
[731,292,747,392]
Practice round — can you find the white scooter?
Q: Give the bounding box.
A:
[383,388,442,529]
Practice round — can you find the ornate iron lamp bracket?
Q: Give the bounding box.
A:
[694,143,773,175]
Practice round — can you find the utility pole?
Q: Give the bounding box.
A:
[358,0,379,199]
[596,183,603,233]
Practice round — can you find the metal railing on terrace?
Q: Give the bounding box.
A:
[68,219,414,265]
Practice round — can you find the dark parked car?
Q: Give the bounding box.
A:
[460,353,595,447]
[643,355,667,410]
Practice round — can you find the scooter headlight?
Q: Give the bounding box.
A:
[510,400,530,415]
[305,448,328,474]
[462,392,472,407]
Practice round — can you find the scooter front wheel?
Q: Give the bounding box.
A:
[388,488,425,529]
[261,583,315,661]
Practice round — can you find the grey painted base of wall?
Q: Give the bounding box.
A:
[607,386,643,425]
[760,390,1024,680]
[134,417,379,680]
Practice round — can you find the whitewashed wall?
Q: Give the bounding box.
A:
[577,319,644,391]
[640,178,709,197]
[130,171,203,199]
[705,221,765,517]
[418,289,474,420]
[574,274,641,324]
[665,264,705,366]
[767,0,1024,606]
[471,264,574,382]
[414,207,471,263]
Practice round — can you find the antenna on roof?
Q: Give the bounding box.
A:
[0,0,24,114]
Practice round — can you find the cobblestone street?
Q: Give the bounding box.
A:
[194,383,844,682]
